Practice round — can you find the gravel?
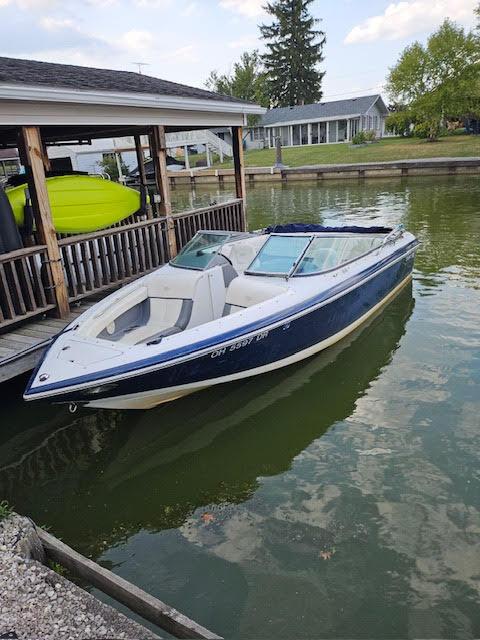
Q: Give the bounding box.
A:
[0,515,160,640]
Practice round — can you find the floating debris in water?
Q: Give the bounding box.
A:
[201,512,215,524]
[357,447,393,456]
[319,549,336,560]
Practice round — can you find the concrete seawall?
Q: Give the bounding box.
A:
[168,157,480,186]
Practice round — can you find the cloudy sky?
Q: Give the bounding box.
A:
[0,0,477,101]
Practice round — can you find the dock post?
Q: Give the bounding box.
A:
[19,126,70,318]
[231,126,247,231]
[151,126,178,258]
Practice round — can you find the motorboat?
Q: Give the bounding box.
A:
[24,223,419,410]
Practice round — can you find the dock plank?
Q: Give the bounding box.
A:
[0,291,114,384]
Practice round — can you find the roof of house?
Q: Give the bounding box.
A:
[261,95,387,125]
[0,56,249,105]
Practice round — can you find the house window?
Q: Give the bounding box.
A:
[292,125,300,145]
[311,123,319,144]
[338,120,348,142]
[319,122,327,143]
[328,121,337,143]
[301,124,309,145]
[250,127,264,141]
[280,126,289,146]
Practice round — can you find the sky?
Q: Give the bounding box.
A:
[0,0,478,103]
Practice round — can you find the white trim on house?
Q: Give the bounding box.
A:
[0,83,265,116]
[0,99,250,127]
[263,113,364,128]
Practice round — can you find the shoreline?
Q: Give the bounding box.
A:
[168,156,480,186]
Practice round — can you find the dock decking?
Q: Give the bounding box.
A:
[0,294,105,383]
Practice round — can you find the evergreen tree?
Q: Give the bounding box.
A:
[260,0,326,107]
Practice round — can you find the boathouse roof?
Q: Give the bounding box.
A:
[262,95,388,126]
[0,56,248,105]
[0,56,264,144]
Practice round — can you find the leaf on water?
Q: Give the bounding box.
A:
[201,512,215,524]
[319,550,335,560]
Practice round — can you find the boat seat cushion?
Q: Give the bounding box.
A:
[146,269,204,300]
[222,303,245,316]
[225,276,287,309]
[136,298,193,345]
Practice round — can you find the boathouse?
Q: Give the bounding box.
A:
[0,55,263,378]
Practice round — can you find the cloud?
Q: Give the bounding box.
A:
[181,1,197,17]
[219,0,266,18]
[39,16,75,30]
[228,35,259,49]
[344,0,477,44]
[134,0,171,7]
[1,0,58,7]
[119,29,155,53]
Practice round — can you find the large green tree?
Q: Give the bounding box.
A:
[386,19,480,140]
[260,0,326,107]
[205,50,269,107]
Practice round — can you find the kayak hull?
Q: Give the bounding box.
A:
[6,175,141,233]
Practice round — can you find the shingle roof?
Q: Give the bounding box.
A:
[262,95,387,125]
[0,56,248,105]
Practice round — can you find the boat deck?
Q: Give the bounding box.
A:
[0,293,107,384]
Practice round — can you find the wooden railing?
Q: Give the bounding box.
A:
[173,199,245,247]
[0,199,245,329]
[58,217,170,302]
[0,245,55,329]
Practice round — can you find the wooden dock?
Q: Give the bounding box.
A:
[0,294,105,383]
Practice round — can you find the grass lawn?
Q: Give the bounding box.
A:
[217,134,479,168]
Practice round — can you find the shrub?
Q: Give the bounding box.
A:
[413,119,444,141]
[351,131,366,145]
[363,129,377,142]
[386,111,415,137]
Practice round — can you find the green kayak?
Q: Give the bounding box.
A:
[6,175,142,233]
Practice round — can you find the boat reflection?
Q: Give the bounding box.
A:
[0,283,414,556]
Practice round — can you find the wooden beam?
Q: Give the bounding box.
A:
[20,126,70,318]
[37,528,222,640]
[150,126,177,257]
[134,133,153,219]
[231,126,247,231]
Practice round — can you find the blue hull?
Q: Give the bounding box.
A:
[32,247,416,405]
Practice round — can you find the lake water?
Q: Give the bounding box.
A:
[1,176,479,639]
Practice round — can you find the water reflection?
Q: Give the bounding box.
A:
[0,285,413,556]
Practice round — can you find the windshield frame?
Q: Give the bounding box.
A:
[292,233,386,277]
[244,233,314,278]
[244,232,388,278]
[169,230,240,271]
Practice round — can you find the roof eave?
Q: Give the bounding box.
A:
[0,83,266,115]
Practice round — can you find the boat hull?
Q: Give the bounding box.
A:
[30,248,415,409]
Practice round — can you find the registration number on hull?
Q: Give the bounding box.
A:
[210,331,269,359]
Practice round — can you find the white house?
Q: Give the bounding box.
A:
[247,94,389,149]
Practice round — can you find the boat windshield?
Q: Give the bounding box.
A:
[294,235,384,275]
[170,231,234,270]
[246,235,311,276]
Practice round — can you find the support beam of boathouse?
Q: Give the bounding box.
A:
[231,126,247,231]
[19,126,70,318]
[150,125,178,257]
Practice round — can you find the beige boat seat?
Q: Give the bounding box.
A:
[223,276,287,315]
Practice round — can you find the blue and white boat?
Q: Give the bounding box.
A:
[24,224,419,410]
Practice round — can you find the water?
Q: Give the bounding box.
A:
[1,176,480,639]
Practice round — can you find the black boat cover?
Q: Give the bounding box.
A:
[264,223,392,234]
[0,186,22,254]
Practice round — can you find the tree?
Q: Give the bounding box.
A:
[206,50,269,106]
[386,19,480,140]
[476,2,480,30]
[97,154,129,182]
[260,0,326,107]
[205,50,269,124]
